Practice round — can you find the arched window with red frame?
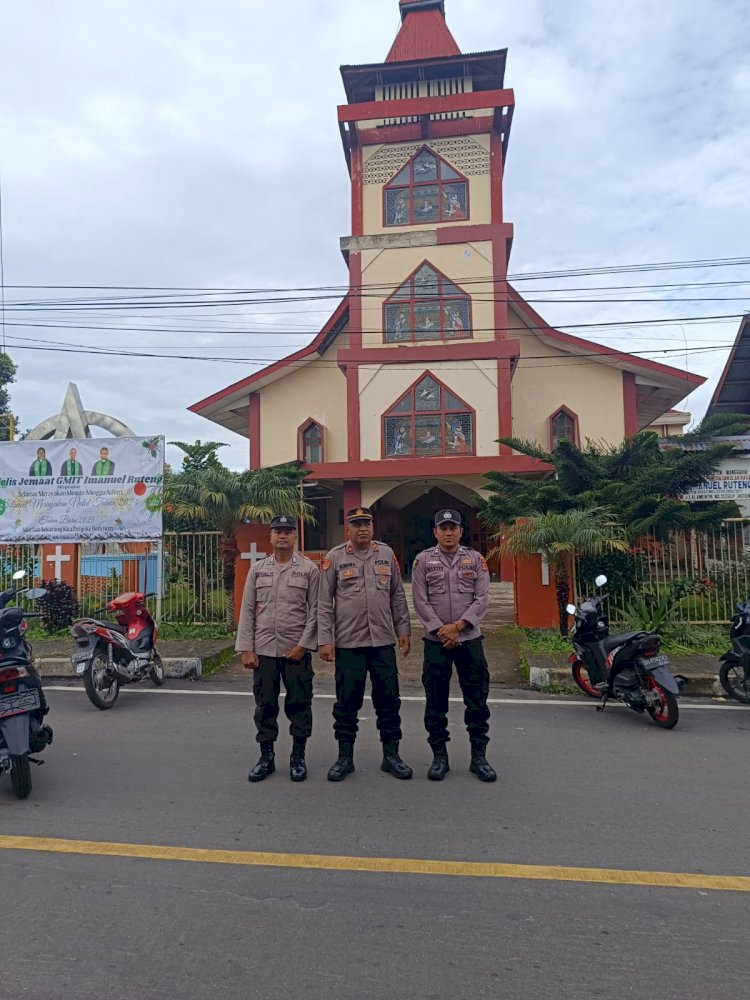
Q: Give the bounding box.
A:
[299,419,324,464]
[384,146,469,227]
[384,262,471,343]
[383,372,475,458]
[549,406,579,450]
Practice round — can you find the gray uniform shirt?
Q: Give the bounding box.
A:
[411,545,489,643]
[235,553,320,657]
[318,541,411,648]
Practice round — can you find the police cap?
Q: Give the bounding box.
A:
[347,506,374,523]
[435,509,463,527]
[269,514,297,530]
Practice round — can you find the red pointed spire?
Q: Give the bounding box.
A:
[386,0,462,63]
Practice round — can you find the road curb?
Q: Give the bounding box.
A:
[36,657,201,680]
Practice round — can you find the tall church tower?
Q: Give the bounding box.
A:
[338,0,517,494]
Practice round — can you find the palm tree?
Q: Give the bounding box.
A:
[500,508,629,635]
[167,463,311,627]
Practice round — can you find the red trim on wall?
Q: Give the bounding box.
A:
[623,372,638,437]
[435,222,513,246]
[548,404,580,449]
[248,393,261,469]
[490,129,503,224]
[189,297,349,413]
[348,255,362,351]
[338,338,520,366]
[497,358,512,455]
[343,481,362,519]
[356,115,497,147]
[303,455,551,479]
[338,88,515,125]
[346,364,361,463]
[351,136,363,237]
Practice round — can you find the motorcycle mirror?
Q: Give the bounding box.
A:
[24,588,47,600]
[594,575,608,587]
[566,604,577,615]
[12,569,27,581]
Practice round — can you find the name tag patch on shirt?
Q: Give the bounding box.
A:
[375,564,391,575]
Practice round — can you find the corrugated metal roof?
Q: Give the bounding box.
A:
[386,7,461,63]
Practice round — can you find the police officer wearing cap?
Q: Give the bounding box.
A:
[412,509,497,782]
[318,507,413,781]
[236,515,319,782]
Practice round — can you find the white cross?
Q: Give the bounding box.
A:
[240,542,267,566]
[46,544,71,579]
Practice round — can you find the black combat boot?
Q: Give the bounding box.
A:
[427,745,449,781]
[290,739,308,782]
[469,742,497,783]
[327,742,355,782]
[381,742,413,780]
[248,741,275,782]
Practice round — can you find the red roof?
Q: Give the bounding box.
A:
[386,1,461,63]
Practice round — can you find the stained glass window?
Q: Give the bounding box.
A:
[384,146,469,227]
[550,409,577,449]
[384,262,471,344]
[301,422,323,463]
[383,374,474,458]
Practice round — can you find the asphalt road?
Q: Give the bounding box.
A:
[1,681,748,1000]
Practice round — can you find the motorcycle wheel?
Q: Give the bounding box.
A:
[644,675,679,729]
[149,651,165,687]
[718,662,750,704]
[10,754,32,799]
[571,661,602,700]
[83,649,120,710]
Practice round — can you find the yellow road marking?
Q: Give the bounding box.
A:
[1,835,748,893]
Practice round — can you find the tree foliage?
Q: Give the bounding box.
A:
[0,352,18,442]
[481,412,750,541]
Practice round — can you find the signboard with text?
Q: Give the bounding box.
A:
[681,458,750,507]
[0,437,164,542]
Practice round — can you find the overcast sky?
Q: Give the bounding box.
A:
[1,0,748,468]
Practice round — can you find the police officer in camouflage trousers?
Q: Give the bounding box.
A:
[318,507,412,782]
[412,509,497,783]
[236,515,320,783]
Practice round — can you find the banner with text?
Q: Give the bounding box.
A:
[681,458,750,515]
[0,437,164,542]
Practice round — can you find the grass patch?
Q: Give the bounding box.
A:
[521,629,569,654]
[522,623,728,658]
[200,645,238,678]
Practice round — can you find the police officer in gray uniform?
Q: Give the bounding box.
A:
[318,507,412,782]
[412,509,497,782]
[236,515,319,783]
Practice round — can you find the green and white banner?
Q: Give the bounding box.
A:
[0,437,164,542]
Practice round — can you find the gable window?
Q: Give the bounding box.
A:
[549,406,579,450]
[384,146,469,227]
[384,262,471,343]
[383,373,474,458]
[299,420,324,464]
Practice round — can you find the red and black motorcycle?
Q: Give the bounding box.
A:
[71,591,164,709]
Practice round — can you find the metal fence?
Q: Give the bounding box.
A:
[0,532,227,624]
[574,519,750,625]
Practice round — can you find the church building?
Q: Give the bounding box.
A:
[191,0,704,575]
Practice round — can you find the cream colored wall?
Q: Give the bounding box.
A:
[362,137,492,235]
[358,360,499,461]
[509,306,625,446]
[362,475,489,509]
[259,334,349,466]
[360,242,495,349]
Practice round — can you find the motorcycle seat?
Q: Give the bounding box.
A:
[601,631,647,653]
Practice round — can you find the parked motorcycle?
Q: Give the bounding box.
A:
[567,575,686,729]
[71,591,163,710]
[718,600,750,704]
[0,570,53,799]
